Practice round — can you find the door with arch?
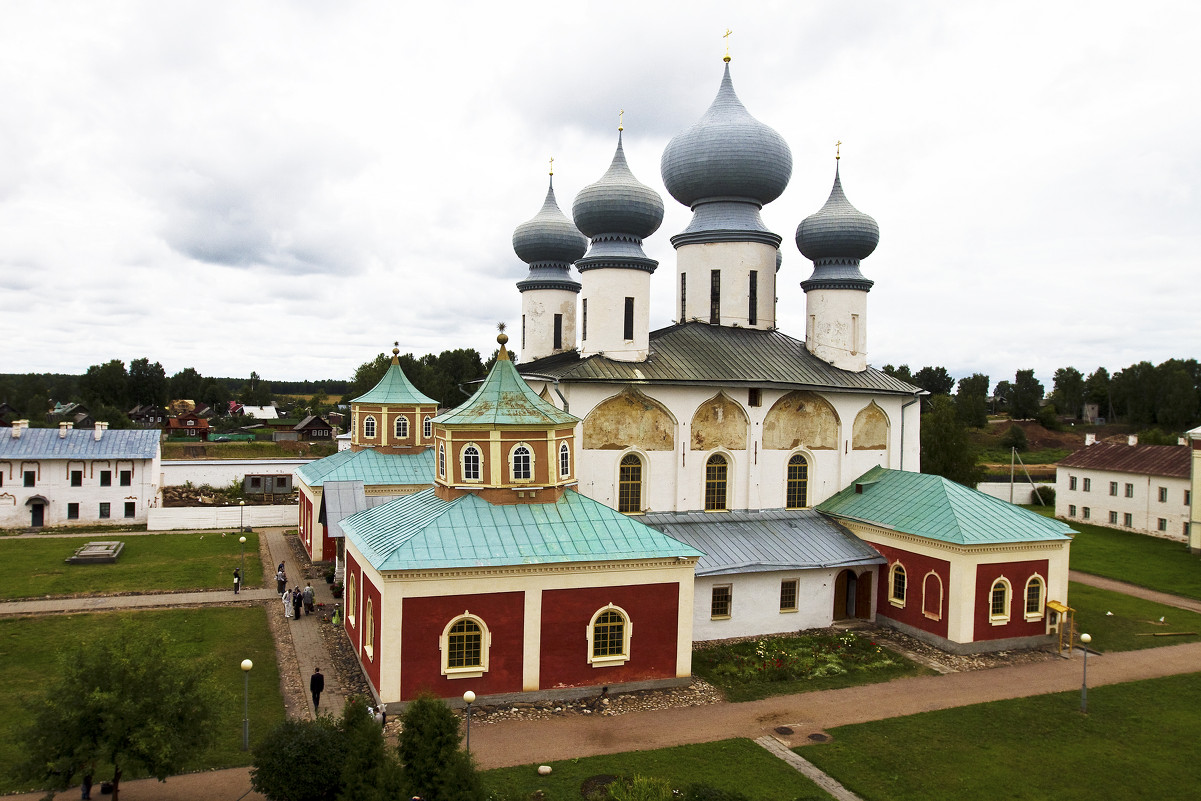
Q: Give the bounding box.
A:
[833,569,872,620]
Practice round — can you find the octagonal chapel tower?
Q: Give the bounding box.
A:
[661,58,792,330]
[796,158,880,372]
[349,347,439,454]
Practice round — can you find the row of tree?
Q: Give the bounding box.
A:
[343,348,490,408]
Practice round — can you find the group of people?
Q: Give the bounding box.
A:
[283,582,316,619]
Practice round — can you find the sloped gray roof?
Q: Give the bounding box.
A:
[0,428,160,460]
[519,322,921,395]
[641,508,886,576]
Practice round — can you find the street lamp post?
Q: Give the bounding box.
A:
[463,690,476,755]
[241,659,254,750]
[1079,633,1092,713]
[239,536,247,592]
[239,500,246,533]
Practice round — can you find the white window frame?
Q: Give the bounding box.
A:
[1024,574,1045,621]
[440,612,490,679]
[989,577,1012,625]
[510,442,534,483]
[394,416,408,439]
[586,603,632,667]
[461,443,482,482]
[922,571,943,621]
[438,443,446,478]
[347,573,356,626]
[888,562,907,608]
[363,415,376,438]
[559,442,570,478]
[423,416,433,438]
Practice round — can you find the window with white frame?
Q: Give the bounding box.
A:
[922,571,943,620]
[462,444,481,481]
[1109,511,1118,524]
[1083,506,1091,519]
[395,416,408,439]
[1158,486,1168,503]
[785,454,809,509]
[511,444,532,481]
[559,442,570,478]
[1125,483,1134,497]
[1024,575,1044,619]
[1158,518,1168,531]
[1069,504,1077,516]
[438,443,446,478]
[440,614,489,678]
[1069,476,1077,491]
[989,578,1011,624]
[347,574,356,625]
[889,563,907,606]
[1109,481,1118,496]
[1083,478,1092,492]
[424,416,433,438]
[618,453,643,514]
[704,454,729,511]
[587,604,632,666]
[363,415,376,438]
[1124,512,1133,526]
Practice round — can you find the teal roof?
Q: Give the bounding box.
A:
[817,466,1075,545]
[433,348,577,428]
[351,358,438,406]
[342,487,703,571]
[295,447,434,488]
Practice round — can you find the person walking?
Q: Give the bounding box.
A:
[282,587,293,619]
[302,583,315,615]
[292,586,303,621]
[310,667,325,712]
[275,568,287,594]
[233,568,241,595]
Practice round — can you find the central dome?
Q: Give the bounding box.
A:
[661,63,792,208]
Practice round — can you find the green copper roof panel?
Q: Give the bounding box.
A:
[433,353,577,427]
[295,447,434,488]
[342,487,702,571]
[816,466,1075,545]
[351,361,438,405]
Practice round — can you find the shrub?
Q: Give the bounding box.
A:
[999,424,1028,452]
[1034,487,1056,507]
[398,694,484,801]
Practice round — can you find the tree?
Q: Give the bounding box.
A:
[955,373,990,428]
[345,352,392,403]
[920,395,984,487]
[1009,369,1044,419]
[882,364,913,383]
[1084,367,1111,419]
[251,716,347,801]
[912,365,954,397]
[242,371,274,406]
[169,367,205,401]
[201,378,231,415]
[127,358,167,407]
[337,700,403,801]
[80,359,128,409]
[999,423,1028,452]
[20,622,223,801]
[1154,359,1200,430]
[1050,367,1085,420]
[992,379,1013,413]
[397,695,483,801]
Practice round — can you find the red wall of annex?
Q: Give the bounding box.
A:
[973,559,1050,641]
[400,592,525,701]
[359,574,383,692]
[539,583,680,688]
[869,542,951,640]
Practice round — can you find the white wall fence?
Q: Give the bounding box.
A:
[976,481,1055,505]
[160,459,314,489]
[147,504,298,531]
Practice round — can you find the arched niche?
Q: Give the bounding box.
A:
[582,387,676,451]
[690,392,749,451]
[852,401,890,450]
[762,391,839,450]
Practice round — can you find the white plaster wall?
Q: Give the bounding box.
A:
[692,568,848,641]
[147,504,298,531]
[579,269,651,361]
[976,482,1055,505]
[528,381,917,514]
[0,455,158,528]
[804,288,868,372]
[676,241,777,329]
[1055,467,1190,539]
[520,288,578,362]
[161,459,313,488]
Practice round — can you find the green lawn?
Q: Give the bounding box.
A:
[693,631,935,702]
[0,531,263,599]
[1028,508,1201,600]
[800,673,1201,800]
[482,738,828,800]
[1069,581,1201,651]
[0,607,285,794]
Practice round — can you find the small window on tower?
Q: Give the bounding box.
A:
[748,270,757,325]
[623,297,634,341]
[553,314,563,351]
[748,389,761,407]
[582,299,588,341]
[680,273,687,321]
[710,270,721,324]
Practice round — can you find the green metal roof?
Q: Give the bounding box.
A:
[342,487,703,571]
[816,466,1075,545]
[519,322,922,395]
[351,358,438,405]
[433,348,577,428]
[295,447,434,488]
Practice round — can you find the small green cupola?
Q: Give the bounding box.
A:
[432,330,579,504]
[349,344,440,455]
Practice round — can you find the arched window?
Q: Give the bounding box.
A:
[1025,575,1044,619]
[704,454,728,511]
[786,454,809,509]
[394,416,408,439]
[559,442,570,478]
[462,445,481,481]
[922,571,943,620]
[440,614,489,677]
[618,453,643,514]
[990,578,1011,624]
[511,444,532,481]
[587,604,632,666]
[363,415,376,438]
[889,563,907,606]
[423,416,433,438]
[364,598,374,660]
[438,443,446,478]
[347,573,356,625]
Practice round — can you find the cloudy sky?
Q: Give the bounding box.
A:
[1,1,1197,391]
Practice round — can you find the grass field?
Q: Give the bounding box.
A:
[1069,581,1201,650]
[162,440,336,460]
[1028,507,1201,600]
[800,673,1201,800]
[0,607,284,795]
[0,531,263,599]
[482,738,828,800]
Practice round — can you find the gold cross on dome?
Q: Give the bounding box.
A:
[549,156,554,176]
[618,109,624,131]
[723,29,733,62]
[836,140,842,160]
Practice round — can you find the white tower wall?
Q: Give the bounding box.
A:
[676,241,777,328]
[579,269,651,362]
[520,289,578,361]
[805,287,868,372]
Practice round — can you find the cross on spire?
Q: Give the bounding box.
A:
[549,156,554,176]
[723,29,733,62]
[618,109,624,132]
[836,140,842,160]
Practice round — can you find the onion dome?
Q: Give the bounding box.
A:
[572,132,664,273]
[661,63,792,246]
[514,176,586,293]
[797,163,878,292]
